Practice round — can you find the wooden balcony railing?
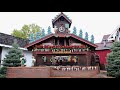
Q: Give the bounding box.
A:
[34,49,90,55]
[34,48,89,52]
[33,45,91,54]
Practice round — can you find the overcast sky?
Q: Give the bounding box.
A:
[0,12,120,43]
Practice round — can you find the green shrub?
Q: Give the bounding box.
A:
[0,74,6,78]
[107,42,120,78]
[0,66,7,78]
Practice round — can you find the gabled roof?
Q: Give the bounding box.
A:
[0,32,29,47]
[52,12,72,28]
[95,42,112,50]
[108,27,120,41]
[25,33,98,48]
[69,34,98,48]
[95,34,113,50]
[0,43,28,51]
[101,34,111,43]
[25,34,54,48]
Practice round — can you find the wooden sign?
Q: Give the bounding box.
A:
[52,51,71,54]
[52,66,98,71]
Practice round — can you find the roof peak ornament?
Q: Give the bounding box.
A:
[52,12,72,28]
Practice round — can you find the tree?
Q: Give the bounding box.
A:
[90,35,94,43]
[41,29,46,38]
[29,33,35,43]
[0,66,7,78]
[85,32,88,40]
[107,42,120,78]
[35,31,41,40]
[2,41,23,67]
[29,24,41,36]
[11,29,25,38]
[72,26,77,35]
[47,26,52,35]
[79,29,83,38]
[11,24,42,39]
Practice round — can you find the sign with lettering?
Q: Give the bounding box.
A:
[52,51,71,54]
[51,66,98,71]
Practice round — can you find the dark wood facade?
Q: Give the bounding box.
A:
[25,12,99,66]
[33,52,96,66]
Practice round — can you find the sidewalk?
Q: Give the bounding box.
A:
[92,70,114,78]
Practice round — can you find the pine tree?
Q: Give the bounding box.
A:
[41,29,45,38]
[107,42,120,78]
[85,32,88,40]
[29,33,34,43]
[47,26,52,35]
[0,66,7,78]
[90,35,94,43]
[79,29,83,38]
[2,41,23,67]
[35,31,41,40]
[72,26,77,35]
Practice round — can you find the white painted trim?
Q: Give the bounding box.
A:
[108,26,120,41]
[0,44,27,51]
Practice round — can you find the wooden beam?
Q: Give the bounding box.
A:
[64,39,66,46]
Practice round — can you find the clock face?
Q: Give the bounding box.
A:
[59,26,65,32]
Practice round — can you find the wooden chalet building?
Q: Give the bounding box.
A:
[25,12,99,66]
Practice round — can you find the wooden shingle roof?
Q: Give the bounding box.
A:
[52,12,72,28]
[0,32,29,47]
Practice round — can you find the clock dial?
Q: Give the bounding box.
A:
[59,26,65,32]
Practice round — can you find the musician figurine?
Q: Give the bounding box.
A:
[20,54,26,67]
[32,56,36,67]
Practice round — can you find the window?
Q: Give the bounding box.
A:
[60,17,64,21]
[65,24,69,29]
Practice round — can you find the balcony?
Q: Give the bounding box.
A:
[33,45,91,55]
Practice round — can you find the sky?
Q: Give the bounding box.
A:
[0,12,120,43]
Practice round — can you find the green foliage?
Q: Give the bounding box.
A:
[85,32,88,40]
[107,42,120,78]
[41,29,46,38]
[0,66,7,75]
[0,74,6,78]
[90,35,94,43]
[29,33,34,43]
[35,31,41,40]
[79,29,83,38]
[11,24,42,39]
[0,66,7,78]
[2,42,23,67]
[72,26,77,35]
[11,29,25,38]
[47,26,52,35]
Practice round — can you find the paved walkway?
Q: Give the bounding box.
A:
[92,70,114,78]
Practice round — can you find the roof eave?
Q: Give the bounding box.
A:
[24,34,54,48]
[70,34,98,48]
